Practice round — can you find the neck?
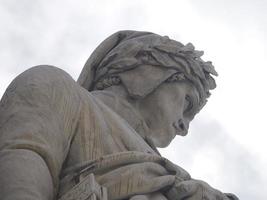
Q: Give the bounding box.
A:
[90,86,149,139]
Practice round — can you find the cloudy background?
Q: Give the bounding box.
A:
[0,0,266,199]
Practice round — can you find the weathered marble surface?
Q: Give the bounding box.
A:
[0,31,238,200]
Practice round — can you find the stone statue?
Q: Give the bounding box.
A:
[0,31,238,200]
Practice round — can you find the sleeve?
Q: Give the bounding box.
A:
[0,66,82,200]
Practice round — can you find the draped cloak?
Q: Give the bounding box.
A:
[0,66,190,200]
[0,31,232,200]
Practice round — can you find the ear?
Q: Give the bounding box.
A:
[118,65,176,99]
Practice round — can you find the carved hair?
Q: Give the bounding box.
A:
[94,39,217,109]
[95,76,121,90]
[78,31,217,110]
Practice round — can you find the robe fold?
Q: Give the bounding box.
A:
[0,66,189,200]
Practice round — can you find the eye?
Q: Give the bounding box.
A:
[184,95,193,114]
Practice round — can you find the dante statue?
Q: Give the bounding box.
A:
[0,31,238,200]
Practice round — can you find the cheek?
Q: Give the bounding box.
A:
[146,100,180,136]
[149,98,173,125]
[148,90,185,126]
[152,124,176,147]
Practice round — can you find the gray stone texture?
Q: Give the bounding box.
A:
[0,31,238,200]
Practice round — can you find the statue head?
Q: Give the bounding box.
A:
[78,30,217,147]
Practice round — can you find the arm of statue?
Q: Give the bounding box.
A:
[72,151,191,200]
[0,66,81,200]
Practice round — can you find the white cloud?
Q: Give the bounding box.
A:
[1,0,266,199]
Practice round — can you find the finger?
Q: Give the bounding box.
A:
[172,180,199,200]
[176,180,228,200]
[198,183,229,200]
[201,187,229,200]
[130,193,168,200]
[98,162,175,200]
[224,193,239,200]
[163,158,191,180]
[130,195,149,200]
[215,191,231,200]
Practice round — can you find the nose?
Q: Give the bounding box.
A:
[173,118,188,136]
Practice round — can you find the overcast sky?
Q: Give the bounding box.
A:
[0,0,266,199]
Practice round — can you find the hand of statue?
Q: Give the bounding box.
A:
[165,178,239,200]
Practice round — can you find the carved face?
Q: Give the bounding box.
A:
[136,81,200,148]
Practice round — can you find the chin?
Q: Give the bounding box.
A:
[153,134,174,148]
